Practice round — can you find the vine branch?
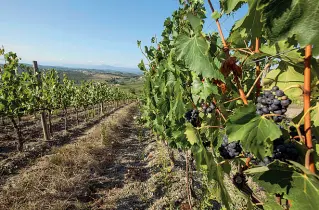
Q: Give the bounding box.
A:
[304,45,315,173]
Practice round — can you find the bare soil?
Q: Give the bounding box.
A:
[0,103,202,210]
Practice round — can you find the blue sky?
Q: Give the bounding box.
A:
[0,0,247,69]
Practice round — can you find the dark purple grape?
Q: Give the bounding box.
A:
[273,116,283,122]
[281,99,290,107]
[261,98,267,105]
[267,94,275,99]
[262,107,270,114]
[272,86,279,92]
[206,107,213,113]
[256,110,263,115]
[256,103,263,110]
[281,108,287,114]
[266,99,273,105]
[264,90,272,96]
[271,104,280,111]
[276,90,285,97]
[257,97,263,103]
[219,138,242,159]
[273,99,281,105]
[274,110,282,115]
[276,145,286,152]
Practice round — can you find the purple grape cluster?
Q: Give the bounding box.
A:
[218,135,242,159]
[201,102,216,114]
[256,86,292,122]
[185,109,200,127]
[250,137,299,166]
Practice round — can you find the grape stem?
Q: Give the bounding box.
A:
[246,63,271,98]
[207,0,248,105]
[261,113,283,118]
[240,54,250,68]
[297,105,318,127]
[212,99,227,122]
[223,97,241,104]
[217,160,227,165]
[283,84,303,92]
[197,125,223,130]
[233,48,255,55]
[138,44,151,65]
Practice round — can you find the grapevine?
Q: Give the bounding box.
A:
[0,49,136,150]
[138,0,319,209]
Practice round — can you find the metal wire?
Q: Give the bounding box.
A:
[244,47,301,65]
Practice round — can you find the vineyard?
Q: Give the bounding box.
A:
[137,0,319,209]
[0,48,136,173]
[1,0,319,209]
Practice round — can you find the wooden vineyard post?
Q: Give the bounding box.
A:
[304,45,315,173]
[33,61,50,141]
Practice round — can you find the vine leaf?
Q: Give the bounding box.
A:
[187,13,202,33]
[175,34,224,81]
[226,104,282,159]
[191,75,218,104]
[211,11,221,20]
[232,0,262,44]
[219,0,247,14]
[259,0,319,56]
[260,40,303,64]
[184,123,200,145]
[263,65,304,99]
[192,144,231,209]
[246,160,319,210]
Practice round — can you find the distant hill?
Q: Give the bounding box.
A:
[34,63,142,75]
[60,64,142,75]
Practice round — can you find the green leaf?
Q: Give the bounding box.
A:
[175,34,224,81]
[187,13,202,32]
[211,11,221,20]
[184,123,200,145]
[172,92,186,120]
[263,66,304,99]
[249,161,319,210]
[226,104,282,159]
[310,102,319,137]
[191,74,218,104]
[220,0,247,14]
[260,40,303,64]
[259,0,319,56]
[232,0,262,44]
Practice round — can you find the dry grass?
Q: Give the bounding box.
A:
[0,103,137,210]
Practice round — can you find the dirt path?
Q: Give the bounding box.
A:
[0,103,198,210]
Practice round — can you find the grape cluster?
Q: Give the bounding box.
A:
[256,86,292,123]
[218,135,242,159]
[201,102,216,114]
[185,109,200,127]
[232,172,247,189]
[250,137,299,166]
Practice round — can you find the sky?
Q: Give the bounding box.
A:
[0,0,247,69]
